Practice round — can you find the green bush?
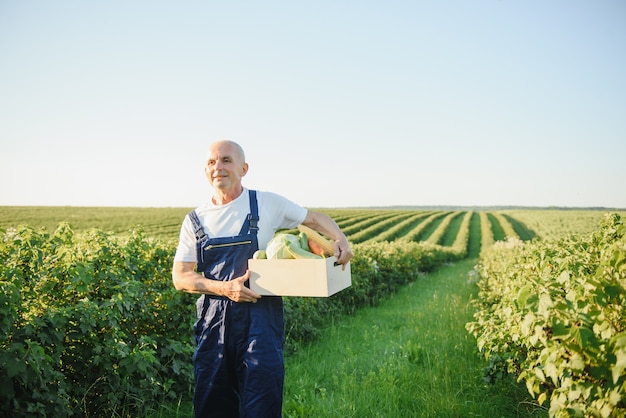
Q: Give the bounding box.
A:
[466,214,626,417]
[0,224,195,417]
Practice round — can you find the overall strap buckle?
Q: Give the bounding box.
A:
[188,210,207,240]
[247,213,259,230]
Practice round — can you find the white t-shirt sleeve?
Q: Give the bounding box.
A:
[173,214,198,263]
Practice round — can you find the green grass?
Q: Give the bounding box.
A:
[502,213,536,241]
[148,259,546,418]
[487,213,506,241]
[439,211,465,247]
[468,212,482,258]
[282,259,546,418]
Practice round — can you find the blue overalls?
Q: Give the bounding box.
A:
[188,190,284,418]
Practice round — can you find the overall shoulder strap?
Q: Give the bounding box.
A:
[237,189,259,236]
[187,210,207,240]
[247,189,259,231]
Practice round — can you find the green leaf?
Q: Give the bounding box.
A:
[569,352,585,372]
[604,284,622,300]
[6,359,26,378]
[612,333,626,384]
[552,321,569,338]
[570,324,595,349]
[517,283,533,307]
[537,293,554,315]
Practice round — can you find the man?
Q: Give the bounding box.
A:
[172,140,352,417]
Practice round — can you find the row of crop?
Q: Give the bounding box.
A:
[0,222,464,417]
[501,210,626,241]
[424,211,463,245]
[360,211,434,243]
[439,210,467,247]
[333,209,523,257]
[0,206,192,241]
[489,212,518,240]
[339,211,419,242]
[466,214,626,417]
[451,211,473,257]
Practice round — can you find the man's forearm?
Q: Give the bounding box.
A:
[172,263,224,295]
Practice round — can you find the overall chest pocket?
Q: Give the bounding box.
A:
[200,235,257,282]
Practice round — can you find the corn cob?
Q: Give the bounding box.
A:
[297,224,334,255]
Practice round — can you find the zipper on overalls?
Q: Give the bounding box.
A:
[204,240,252,251]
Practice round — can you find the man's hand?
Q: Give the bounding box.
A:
[333,238,353,270]
[222,270,261,303]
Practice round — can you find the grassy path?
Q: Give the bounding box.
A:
[282,259,546,418]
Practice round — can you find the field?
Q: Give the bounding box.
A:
[1,206,625,417]
[2,205,623,244]
[0,206,192,241]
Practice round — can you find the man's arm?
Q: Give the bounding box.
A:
[172,261,261,303]
[301,210,353,267]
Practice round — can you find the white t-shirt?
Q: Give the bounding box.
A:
[174,188,308,263]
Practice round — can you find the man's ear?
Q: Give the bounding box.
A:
[241,163,249,176]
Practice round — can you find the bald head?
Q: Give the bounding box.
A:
[208,140,246,163]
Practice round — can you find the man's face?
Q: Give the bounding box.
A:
[204,142,248,192]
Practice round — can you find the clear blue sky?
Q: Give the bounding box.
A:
[1,1,625,208]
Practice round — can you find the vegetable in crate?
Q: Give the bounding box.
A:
[265,233,322,259]
[252,249,267,259]
[297,224,334,257]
